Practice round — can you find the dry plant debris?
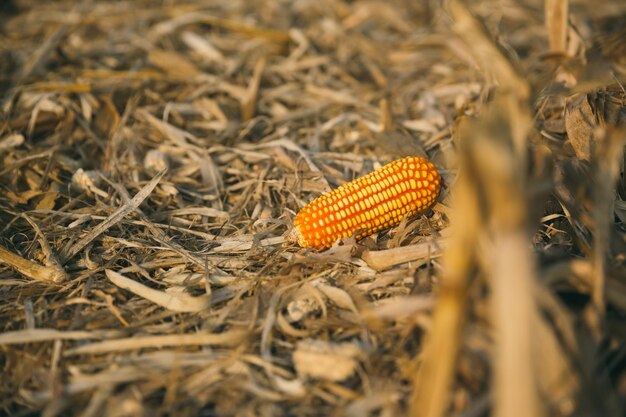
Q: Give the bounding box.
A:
[0,0,625,416]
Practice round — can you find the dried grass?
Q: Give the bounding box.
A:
[1,0,625,416]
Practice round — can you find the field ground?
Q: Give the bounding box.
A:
[0,1,625,416]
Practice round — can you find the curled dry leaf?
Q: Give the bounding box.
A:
[106,269,212,312]
[273,376,306,397]
[312,280,358,313]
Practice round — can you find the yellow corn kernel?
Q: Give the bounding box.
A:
[291,156,441,250]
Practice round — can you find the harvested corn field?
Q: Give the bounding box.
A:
[1,0,625,416]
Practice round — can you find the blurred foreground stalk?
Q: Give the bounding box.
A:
[410,1,543,416]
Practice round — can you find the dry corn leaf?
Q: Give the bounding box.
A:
[293,339,362,381]
[60,170,165,263]
[0,245,66,283]
[181,31,225,62]
[148,49,202,78]
[64,329,248,356]
[361,239,446,271]
[35,191,59,210]
[0,329,118,345]
[565,94,596,161]
[0,133,24,151]
[241,57,266,121]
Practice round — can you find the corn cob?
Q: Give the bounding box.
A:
[292,156,441,250]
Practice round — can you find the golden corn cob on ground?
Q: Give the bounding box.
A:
[292,156,441,250]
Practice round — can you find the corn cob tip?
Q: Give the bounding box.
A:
[292,156,440,250]
[286,226,306,247]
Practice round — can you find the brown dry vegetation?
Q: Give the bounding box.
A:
[0,0,625,416]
